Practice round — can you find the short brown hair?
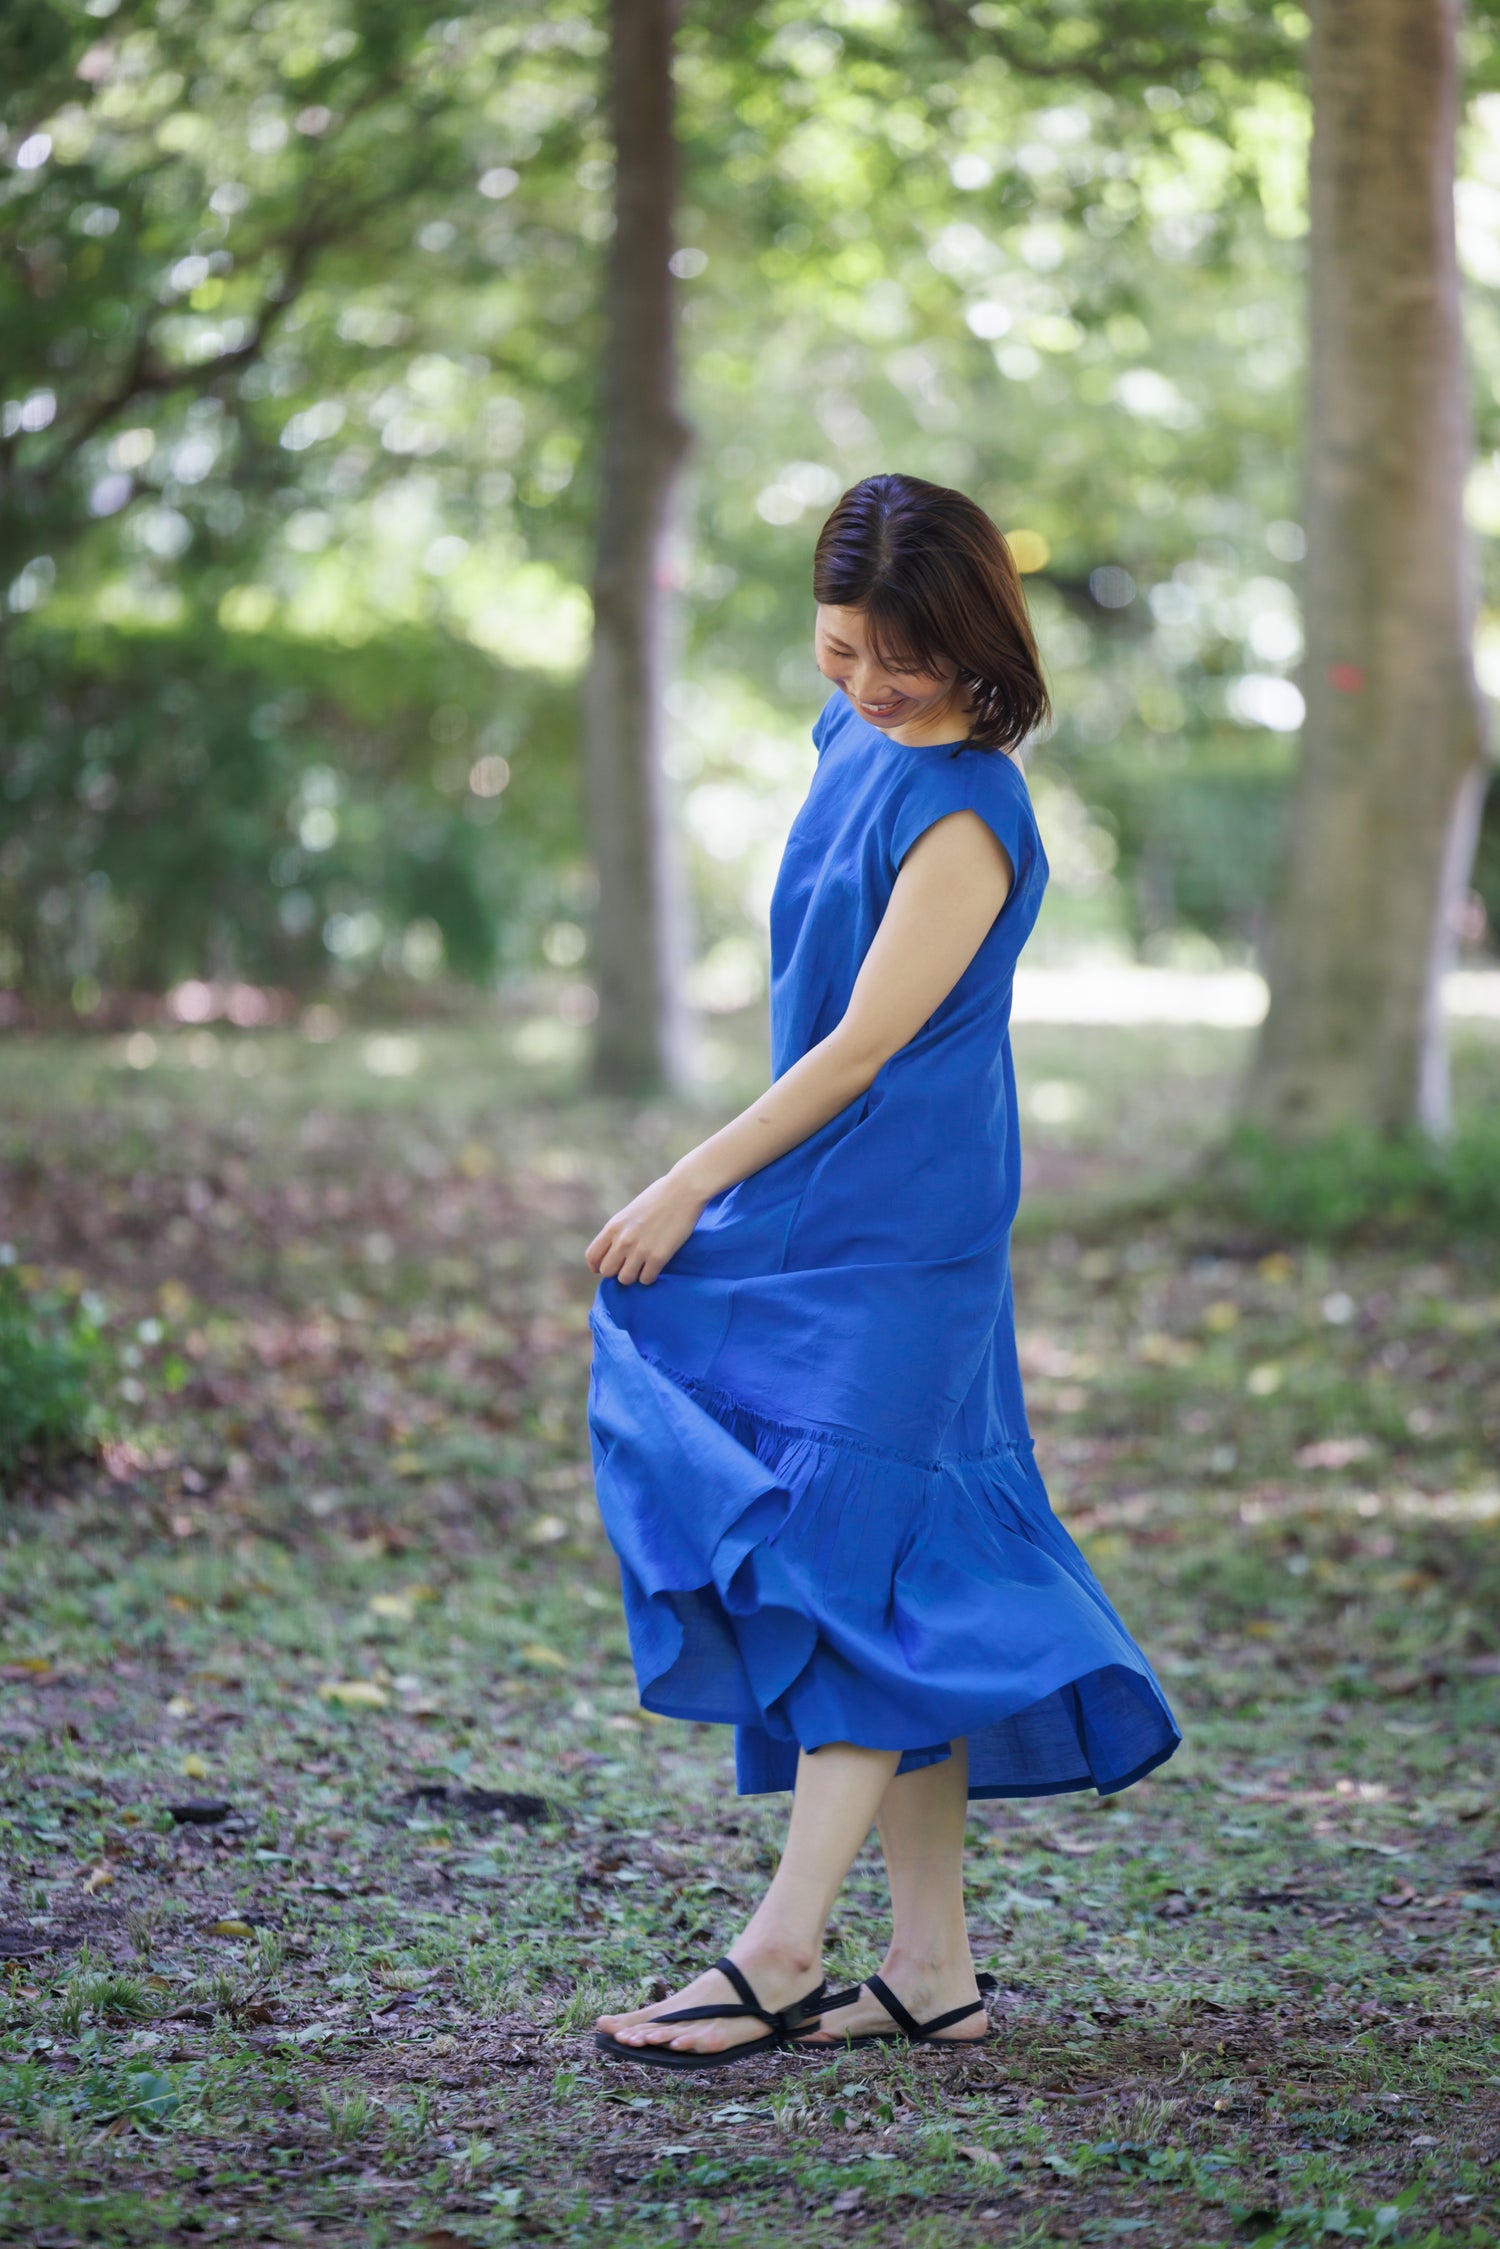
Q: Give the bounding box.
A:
[812,473,1050,755]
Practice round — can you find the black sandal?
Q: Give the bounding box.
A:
[593,1955,828,2072]
[796,1970,998,2048]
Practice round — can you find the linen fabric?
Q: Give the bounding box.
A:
[587,689,1181,1798]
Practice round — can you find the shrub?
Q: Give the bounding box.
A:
[0,1264,102,1483]
[1198,1119,1500,1245]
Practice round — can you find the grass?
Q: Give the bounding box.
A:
[0,1012,1497,2247]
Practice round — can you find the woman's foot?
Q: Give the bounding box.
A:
[595,1942,823,2057]
[797,1953,990,2045]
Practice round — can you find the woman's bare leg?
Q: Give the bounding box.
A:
[597,1741,899,2055]
[800,1740,988,2044]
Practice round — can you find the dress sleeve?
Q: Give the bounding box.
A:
[811,691,847,758]
[890,751,1040,893]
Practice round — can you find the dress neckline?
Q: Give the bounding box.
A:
[845,701,970,757]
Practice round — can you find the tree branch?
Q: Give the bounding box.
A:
[4,38,463,502]
[28,218,330,492]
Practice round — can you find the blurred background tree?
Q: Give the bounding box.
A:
[3,0,1499,1135]
[1,0,597,1003]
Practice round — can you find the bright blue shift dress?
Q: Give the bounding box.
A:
[586,689,1180,1799]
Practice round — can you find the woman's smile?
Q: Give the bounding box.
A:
[812,602,972,746]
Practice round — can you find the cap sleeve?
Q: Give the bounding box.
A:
[890,750,1040,894]
[811,690,850,758]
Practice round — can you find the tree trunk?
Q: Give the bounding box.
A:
[1249,0,1491,1138]
[583,0,693,1097]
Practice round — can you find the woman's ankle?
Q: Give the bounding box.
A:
[880,1935,976,1986]
[732,1923,822,1984]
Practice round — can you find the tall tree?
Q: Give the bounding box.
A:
[920,0,1493,1138]
[584,0,693,1096]
[1248,0,1492,1137]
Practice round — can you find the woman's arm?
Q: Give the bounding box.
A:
[585,808,1013,1285]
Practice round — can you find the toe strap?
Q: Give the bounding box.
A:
[652,1957,824,2036]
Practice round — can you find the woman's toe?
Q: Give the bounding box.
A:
[598,2001,659,2033]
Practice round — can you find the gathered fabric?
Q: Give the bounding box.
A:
[587,690,1180,1799]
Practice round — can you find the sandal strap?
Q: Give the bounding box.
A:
[865,1972,996,2042]
[863,1973,924,2041]
[912,1995,986,2037]
[711,1954,759,2015]
[651,1956,823,2037]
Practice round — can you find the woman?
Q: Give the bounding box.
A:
[584,473,1179,2070]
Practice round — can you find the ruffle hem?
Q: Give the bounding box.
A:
[587,1297,1180,1799]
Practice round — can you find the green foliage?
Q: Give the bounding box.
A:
[1,0,597,1000]
[0,621,580,999]
[0,1262,101,1480]
[1234,2194,1420,2246]
[1,0,1497,995]
[1092,754,1293,945]
[1202,1120,1500,1244]
[0,2054,197,2130]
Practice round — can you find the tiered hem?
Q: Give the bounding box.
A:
[587,1299,1179,1801]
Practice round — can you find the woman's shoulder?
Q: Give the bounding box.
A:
[811,689,856,756]
[906,741,1038,817]
[890,744,1045,883]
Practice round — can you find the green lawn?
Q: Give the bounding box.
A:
[1,1017,1497,2248]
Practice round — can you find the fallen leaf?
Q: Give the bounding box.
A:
[1,1656,52,1677]
[368,1593,414,1621]
[1295,1435,1377,1471]
[82,1864,116,1894]
[518,1642,569,1670]
[165,1695,194,1718]
[179,1753,211,1779]
[211,1919,255,1939]
[318,1680,390,1708]
[399,1783,551,1824]
[168,1800,234,1826]
[956,2143,1006,2167]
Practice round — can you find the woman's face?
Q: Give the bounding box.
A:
[813,604,963,739]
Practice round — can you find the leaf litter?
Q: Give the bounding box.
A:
[0,1024,1497,2245]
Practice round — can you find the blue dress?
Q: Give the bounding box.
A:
[587,690,1180,1800]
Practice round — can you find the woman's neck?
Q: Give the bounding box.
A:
[885,694,970,749]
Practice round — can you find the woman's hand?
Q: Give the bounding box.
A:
[584,1166,708,1286]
